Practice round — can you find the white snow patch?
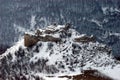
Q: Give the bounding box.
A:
[30,42,50,62]
[115,8,120,12]
[90,19,102,27]
[102,7,109,14]
[0,39,25,61]
[44,77,69,80]
[92,65,120,80]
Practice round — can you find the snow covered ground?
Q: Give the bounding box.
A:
[0,25,120,80]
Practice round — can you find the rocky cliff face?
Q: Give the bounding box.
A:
[0,25,120,80]
[24,24,95,47]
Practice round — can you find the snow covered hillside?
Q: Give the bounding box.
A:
[0,24,120,80]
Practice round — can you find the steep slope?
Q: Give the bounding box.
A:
[0,25,120,80]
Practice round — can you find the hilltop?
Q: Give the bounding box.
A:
[0,24,120,80]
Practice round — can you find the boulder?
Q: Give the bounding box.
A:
[24,34,39,47]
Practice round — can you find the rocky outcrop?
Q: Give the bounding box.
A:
[41,35,61,42]
[24,24,72,47]
[24,34,61,47]
[74,36,95,43]
[24,24,96,47]
[24,34,39,47]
